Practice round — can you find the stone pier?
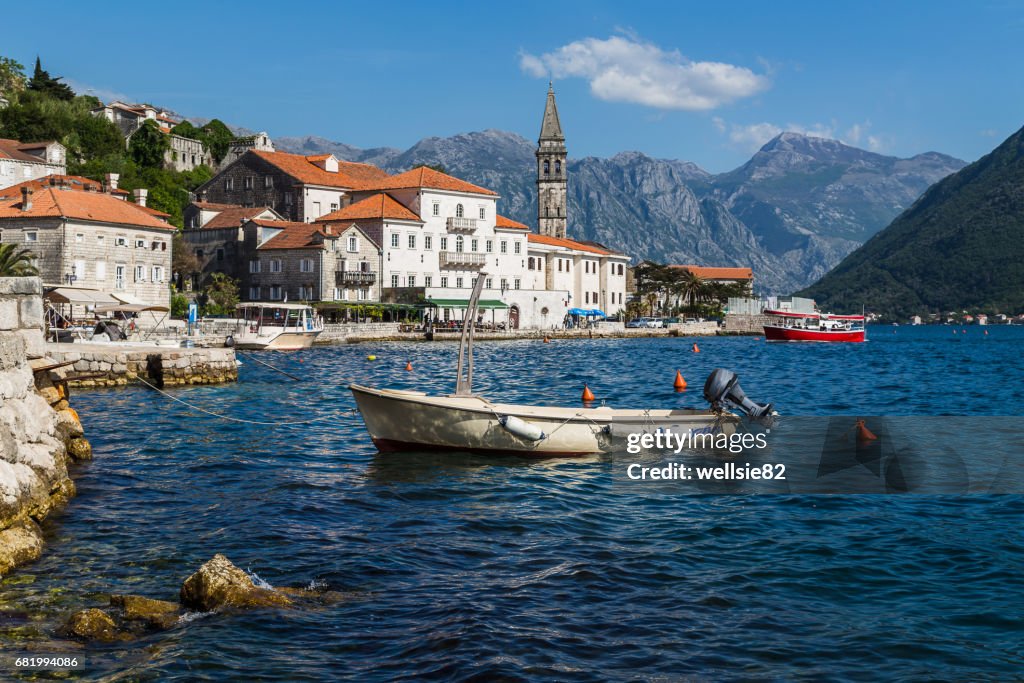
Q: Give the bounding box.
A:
[44,344,238,388]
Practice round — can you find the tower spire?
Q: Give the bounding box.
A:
[536,85,567,238]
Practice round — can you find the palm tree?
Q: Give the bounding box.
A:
[0,244,38,276]
[676,269,707,313]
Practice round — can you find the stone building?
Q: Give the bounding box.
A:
[0,176,173,307]
[219,132,275,169]
[0,139,66,190]
[181,204,284,289]
[536,84,567,239]
[91,101,212,172]
[194,150,390,222]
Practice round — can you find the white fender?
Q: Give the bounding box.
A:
[498,415,546,441]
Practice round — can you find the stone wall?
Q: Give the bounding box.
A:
[0,277,92,577]
[45,344,238,388]
[721,313,772,335]
[317,322,404,344]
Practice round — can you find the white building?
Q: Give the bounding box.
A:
[0,139,66,190]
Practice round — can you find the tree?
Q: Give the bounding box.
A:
[675,269,708,313]
[203,272,239,315]
[27,57,74,101]
[172,232,201,288]
[0,56,25,96]
[128,119,170,168]
[0,244,38,276]
[199,119,234,164]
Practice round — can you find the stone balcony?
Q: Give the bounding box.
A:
[336,270,376,285]
[439,251,486,268]
[446,216,477,233]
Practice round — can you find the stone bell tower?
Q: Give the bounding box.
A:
[536,83,567,238]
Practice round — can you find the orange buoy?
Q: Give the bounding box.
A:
[673,370,687,392]
[405,361,413,371]
[855,419,878,442]
[582,384,595,402]
[692,343,700,353]
[543,336,551,343]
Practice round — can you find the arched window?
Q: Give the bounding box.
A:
[456,204,464,218]
[455,235,464,252]
[543,160,550,175]
[528,257,535,270]
[555,160,561,174]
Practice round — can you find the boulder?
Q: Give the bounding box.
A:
[66,437,92,462]
[180,554,292,611]
[274,586,348,606]
[110,594,181,630]
[64,608,122,642]
[0,519,44,578]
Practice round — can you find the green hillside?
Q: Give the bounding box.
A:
[798,125,1024,318]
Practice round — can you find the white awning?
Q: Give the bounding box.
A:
[44,287,119,306]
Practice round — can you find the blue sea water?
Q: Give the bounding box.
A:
[2,325,1023,680]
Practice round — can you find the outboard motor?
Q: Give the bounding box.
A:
[703,368,773,418]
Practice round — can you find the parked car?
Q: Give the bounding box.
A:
[647,318,665,328]
[625,317,648,328]
[684,318,698,324]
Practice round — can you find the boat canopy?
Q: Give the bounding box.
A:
[45,287,119,306]
[764,309,820,319]
[94,303,170,314]
[426,298,509,310]
[237,302,313,310]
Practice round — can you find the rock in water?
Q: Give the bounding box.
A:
[64,608,120,642]
[110,594,181,630]
[180,554,292,611]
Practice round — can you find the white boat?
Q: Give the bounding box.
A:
[350,274,773,456]
[232,303,323,350]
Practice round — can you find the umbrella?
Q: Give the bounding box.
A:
[586,309,607,318]
[567,308,588,315]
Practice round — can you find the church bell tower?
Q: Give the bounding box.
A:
[536,83,567,238]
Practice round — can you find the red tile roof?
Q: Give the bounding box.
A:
[316,193,421,223]
[495,214,529,230]
[201,206,276,229]
[358,166,497,196]
[254,220,332,250]
[528,233,616,255]
[134,204,171,219]
[0,138,58,163]
[250,150,389,189]
[670,265,753,280]
[0,184,174,230]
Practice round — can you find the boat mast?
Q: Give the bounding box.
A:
[455,273,488,396]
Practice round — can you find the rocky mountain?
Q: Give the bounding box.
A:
[275,130,965,293]
[799,125,1024,318]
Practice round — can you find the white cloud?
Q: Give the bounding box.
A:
[717,118,888,152]
[520,35,769,111]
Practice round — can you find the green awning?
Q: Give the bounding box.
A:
[426,298,510,310]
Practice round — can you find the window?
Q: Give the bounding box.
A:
[330,203,338,212]
[471,238,478,252]
[390,274,399,288]
[514,278,521,290]
[440,276,448,288]
[585,292,590,304]
[153,266,164,282]
[249,259,261,274]
[97,235,105,246]
[408,234,416,249]
[359,288,369,301]
[593,291,598,304]
[485,240,493,253]
[216,248,225,262]
[348,236,358,252]
[24,231,37,242]
[299,285,313,299]
[424,235,432,250]
[135,265,146,282]
[470,277,477,289]
[485,278,493,289]
[115,236,127,247]
[619,264,625,276]
[543,160,550,175]
[528,257,535,270]
[285,192,293,205]
[440,237,448,251]
[73,260,85,280]
[558,260,562,272]
[75,233,83,243]
[455,236,464,253]
[114,264,126,290]
[500,240,508,254]
[339,288,348,301]
[391,233,400,248]
[313,201,321,217]
[479,206,485,220]
[270,285,282,300]
[195,249,204,259]
[514,241,521,255]
[244,176,254,189]
[456,203,464,218]
[225,177,234,191]
[301,258,314,273]
[500,278,508,291]
[407,275,416,287]
[456,277,464,289]
[424,275,432,287]
[555,160,561,174]
[249,286,260,300]
[95,262,106,281]
[265,177,273,188]
[432,203,440,216]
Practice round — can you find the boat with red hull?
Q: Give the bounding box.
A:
[763,310,866,343]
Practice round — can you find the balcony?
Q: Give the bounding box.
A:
[439,251,486,268]
[446,216,478,233]
[337,270,377,286]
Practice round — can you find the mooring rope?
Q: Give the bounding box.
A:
[133,375,357,427]
[237,352,305,382]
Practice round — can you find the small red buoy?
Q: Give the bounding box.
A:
[984,330,989,335]
[582,384,595,402]
[855,419,877,443]
[673,370,687,392]
[692,343,700,353]
[543,336,551,343]
[405,361,413,371]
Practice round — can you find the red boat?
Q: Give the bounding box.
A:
[763,310,866,342]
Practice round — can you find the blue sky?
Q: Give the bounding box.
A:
[5,0,1024,172]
